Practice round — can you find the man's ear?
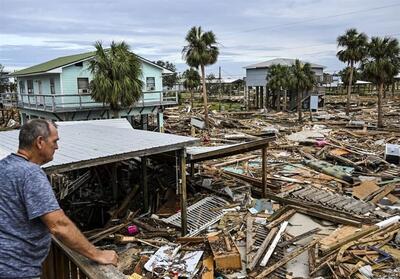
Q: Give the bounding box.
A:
[35,136,45,150]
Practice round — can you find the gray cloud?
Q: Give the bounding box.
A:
[1,0,399,74]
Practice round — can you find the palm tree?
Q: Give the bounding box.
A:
[183,68,201,109]
[290,60,315,121]
[89,41,143,118]
[267,64,290,111]
[361,36,400,128]
[337,28,368,115]
[338,66,360,88]
[182,26,219,128]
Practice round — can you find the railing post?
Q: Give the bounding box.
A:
[52,95,56,112]
[35,95,38,109]
[160,90,162,104]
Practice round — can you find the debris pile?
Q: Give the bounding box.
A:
[54,100,400,278]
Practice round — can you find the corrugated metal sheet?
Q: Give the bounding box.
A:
[0,119,198,171]
[244,58,325,69]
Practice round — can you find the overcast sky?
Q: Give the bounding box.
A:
[1,0,399,78]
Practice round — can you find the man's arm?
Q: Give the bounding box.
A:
[41,209,118,266]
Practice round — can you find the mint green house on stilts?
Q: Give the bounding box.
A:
[12,51,177,130]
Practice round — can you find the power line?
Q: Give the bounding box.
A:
[222,2,400,36]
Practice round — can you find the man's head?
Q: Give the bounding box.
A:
[18,119,59,165]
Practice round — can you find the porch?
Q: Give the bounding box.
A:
[17,91,178,112]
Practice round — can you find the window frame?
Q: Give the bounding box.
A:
[146,77,156,91]
[77,77,90,94]
[50,78,55,94]
[19,80,25,94]
[27,80,34,94]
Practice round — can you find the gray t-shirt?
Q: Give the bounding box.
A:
[0,154,60,278]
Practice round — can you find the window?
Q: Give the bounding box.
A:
[27,80,34,94]
[19,81,25,94]
[77,78,89,93]
[50,78,55,94]
[146,77,155,91]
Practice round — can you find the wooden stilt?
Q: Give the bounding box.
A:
[179,149,188,236]
[141,157,148,212]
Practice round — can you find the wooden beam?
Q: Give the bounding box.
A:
[256,239,319,278]
[111,163,118,201]
[260,221,288,267]
[179,149,188,236]
[265,209,296,230]
[188,138,274,163]
[262,146,267,198]
[247,227,278,271]
[141,157,149,212]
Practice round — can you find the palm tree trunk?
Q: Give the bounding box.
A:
[283,90,287,111]
[276,90,281,111]
[378,83,384,128]
[297,87,302,121]
[190,88,194,109]
[200,64,209,129]
[346,61,354,116]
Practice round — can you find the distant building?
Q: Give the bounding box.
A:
[11,51,176,130]
[244,58,325,109]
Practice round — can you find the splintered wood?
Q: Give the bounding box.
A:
[208,233,242,270]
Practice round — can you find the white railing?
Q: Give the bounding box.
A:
[18,91,178,112]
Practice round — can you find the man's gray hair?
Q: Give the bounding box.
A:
[19,119,58,150]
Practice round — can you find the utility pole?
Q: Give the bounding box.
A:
[218,66,222,111]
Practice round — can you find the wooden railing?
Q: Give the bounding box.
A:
[42,238,125,279]
[18,91,178,112]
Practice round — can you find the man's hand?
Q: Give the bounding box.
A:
[41,210,119,266]
[93,250,118,266]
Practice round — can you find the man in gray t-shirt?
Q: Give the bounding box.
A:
[0,119,118,278]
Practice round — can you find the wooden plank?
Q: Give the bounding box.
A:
[188,138,274,163]
[256,239,319,278]
[262,146,268,197]
[278,228,320,248]
[179,149,188,236]
[352,181,380,200]
[141,157,148,212]
[51,237,126,279]
[247,227,278,271]
[212,155,258,168]
[319,225,371,251]
[201,256,214,279]
[289,205,363,227]
[266,209,296,230]
[208,234,242,270]
[260,221,288,267]
[246,216,255,267]
[70,262,79,279]
[370,183,398,204]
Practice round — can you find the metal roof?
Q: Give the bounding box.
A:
[12,51,173,76]
[244,58,325,69]
[0,119,198,173]
[12,52,96,76]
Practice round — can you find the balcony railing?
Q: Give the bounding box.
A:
[18,91,178,112]
[0,92,18,107]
